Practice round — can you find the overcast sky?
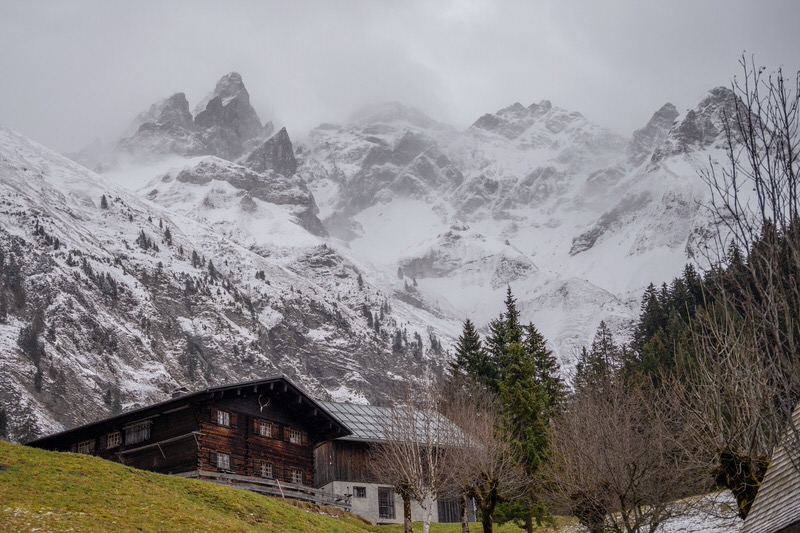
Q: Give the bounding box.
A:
[1,0,798,153]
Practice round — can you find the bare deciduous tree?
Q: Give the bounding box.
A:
[545,374,693,533]
[440,379,529,533]
[685,55,800,518]
[370,380,460,533]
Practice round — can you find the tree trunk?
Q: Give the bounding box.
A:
[481,511,493,533]
[480,498,495,533]
[525,515,533,533]
[403,494,413,533]
[460,492,470,533]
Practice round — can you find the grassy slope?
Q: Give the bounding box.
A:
[0,439,378,532]
[0,440,569,532]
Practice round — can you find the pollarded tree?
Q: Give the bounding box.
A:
[546,374,692,533]
[441,377,528,533]
[371,379,459,533]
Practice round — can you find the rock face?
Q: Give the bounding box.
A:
[27,80,752,447]
[194,72,267,159]
[117,73,269,160]
[0,126,448,443]
[243,127,298,176]
[118,93,204,156]
[626,103,679,166]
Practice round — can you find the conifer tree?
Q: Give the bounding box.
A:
[450,318,490,381]
[100,194,108,209]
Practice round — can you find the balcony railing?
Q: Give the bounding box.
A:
[176,470,351,510]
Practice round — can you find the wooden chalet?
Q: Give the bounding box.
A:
[742,402,800,533]
[27,376,352,508]
[314,401,466,525]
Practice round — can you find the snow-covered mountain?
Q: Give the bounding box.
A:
[0,72,740,441]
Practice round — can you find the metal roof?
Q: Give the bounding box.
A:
[317,400,464,445]
[317,401,391,442]
[741,403,800,533]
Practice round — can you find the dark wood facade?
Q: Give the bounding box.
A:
[28,377,350,490]
[314,439,376,488]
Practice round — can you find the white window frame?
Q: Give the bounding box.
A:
[76,439,94,454]
[105,431,122,449]
[286,427,304,445]
[217,452,231,471]
[290,468,303,485]
[260,461,273,479]
[353,486,367,498]
[216,410,230,426]
[257,422,272,437]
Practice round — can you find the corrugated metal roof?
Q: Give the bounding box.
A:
[316,401,389,442]
[741,403,800,533]
[317,401,463,445]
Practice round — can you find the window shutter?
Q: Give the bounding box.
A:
[210,408,218,423]
[209,450,217,468]
[230,412,238,428]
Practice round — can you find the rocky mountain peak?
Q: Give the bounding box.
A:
[122,92,194,138]
[193,73,267,160]
[653,87,739,162]
[627,102,679,166]
[117,92,204,157]
[243,127,297,176]
[193,72,248,114]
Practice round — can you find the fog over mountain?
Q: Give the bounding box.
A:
[1,1,799,441]
[1,1,798,153]
[0,67,749,441]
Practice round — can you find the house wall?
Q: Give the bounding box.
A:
[314,440,375,487]
[320,481,444,525]
[74,404,202,474]
[197,397,316,486]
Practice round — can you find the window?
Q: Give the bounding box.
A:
[378,487,395,519]
[216,410,230,426]
[124,421,151,445]
[105,431,121,449]
[437,498,461,523]
[353,486,366,498]
[76,439,94,454]
[216,452,231,471]
[256,422,272,437]
[286,427,305,445]
[259,461,273,479]
[290,468,303,485]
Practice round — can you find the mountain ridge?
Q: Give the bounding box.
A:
[0,76,744,442]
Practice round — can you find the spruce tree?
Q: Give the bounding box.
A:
[496,323,562,532]
[449,318,490,381]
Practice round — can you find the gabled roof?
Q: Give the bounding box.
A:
[742,402,800,533]
[28,376,350,449]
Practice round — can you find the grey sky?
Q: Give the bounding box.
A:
[1,0,798,153]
